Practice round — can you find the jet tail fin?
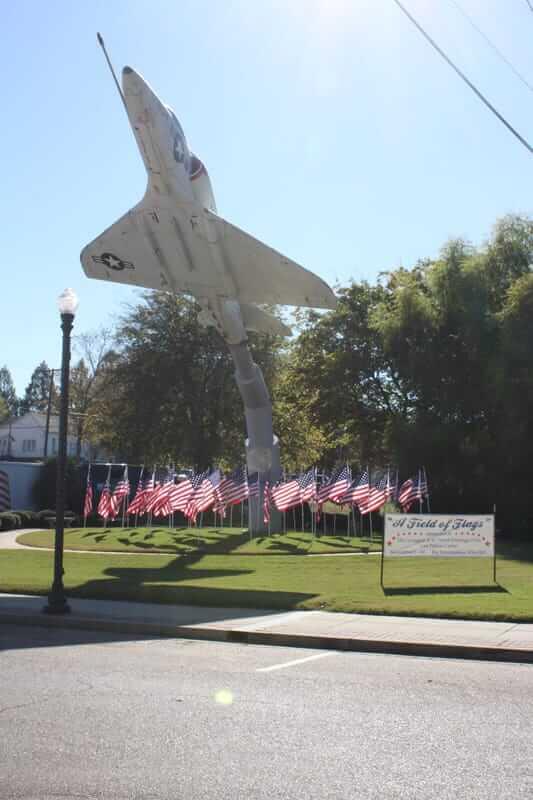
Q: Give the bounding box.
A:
[240,304,291,337]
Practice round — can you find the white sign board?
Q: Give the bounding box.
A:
[384,515,495,558]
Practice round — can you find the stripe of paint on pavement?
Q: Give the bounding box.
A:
[257,651,339,673]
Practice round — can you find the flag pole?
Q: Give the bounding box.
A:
[380,535,385,590]
[256,476,262,537]
[134,464,143,530]
[493,504,497,584]
[84,463,91,528]
[121,465,127,528]
[368,466,372,540]
[423,465,431,512]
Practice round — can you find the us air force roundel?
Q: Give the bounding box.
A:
[173,132,185,163]
[92,253,134,271]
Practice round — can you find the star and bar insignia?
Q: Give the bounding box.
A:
[173,132,185,164]
[92,252,134,271]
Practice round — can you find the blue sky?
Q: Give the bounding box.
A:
[2,0,531,395]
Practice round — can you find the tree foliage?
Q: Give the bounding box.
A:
[0,366,18,416]
[19,361,54,415]
[284,213,533,530]
[94,292,284,469]
[0,395,8,424]
[69,328,115,458]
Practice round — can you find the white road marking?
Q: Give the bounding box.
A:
[257,651,339,672]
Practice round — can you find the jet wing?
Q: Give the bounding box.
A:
[81,198,232,296]
[205,210,337,310]
[81,200,336,311]
[81,202,167,291]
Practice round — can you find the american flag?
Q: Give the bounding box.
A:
[263,480,271,525]
[271,475,300,512]
[385,469,398,503]
[144,480,163,514]
[83,464,93,518]
[316,472,330,506]
[398,473,418,511]
[399,469,428,510]
[195,470,221,515]
[184,470,210,522]
[97,466,114,520]
[153,472,175,517]
[168,476,193,513]
[111,465,130,514]
[216,466,248,509]
[327,465,352,504]
[339,469,369,507]
[138,471,156,515]
[298,468,317,503]
[126,467,145,515]
[417,468,429,502]
[366,472,389,514]
[316,466,351,507]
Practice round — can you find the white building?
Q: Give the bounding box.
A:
[0,412,96,460]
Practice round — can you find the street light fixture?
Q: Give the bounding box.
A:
[43,288,79,615]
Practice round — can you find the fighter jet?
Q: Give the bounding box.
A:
[80,61,336,343]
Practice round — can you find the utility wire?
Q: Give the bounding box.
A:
[448,0,533,93]
[391,0,533,155]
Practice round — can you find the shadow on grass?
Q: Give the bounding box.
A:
[383,583,508,596]
[71,555,316,611]
[82,529,110,540]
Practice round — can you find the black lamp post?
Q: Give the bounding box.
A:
[43,288,79,615]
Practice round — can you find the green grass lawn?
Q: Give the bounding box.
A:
[2,537,533,621]
[17,526,382,556]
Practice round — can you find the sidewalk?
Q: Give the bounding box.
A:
[1,592,532,663]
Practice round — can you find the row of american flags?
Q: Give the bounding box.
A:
[83,464,430,525]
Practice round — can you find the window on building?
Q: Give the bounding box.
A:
[52,438,57,454]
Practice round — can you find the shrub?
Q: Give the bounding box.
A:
[0,512,22,531]
[35,509,81,528]
[11,510,43,528]
[36,509,56,528]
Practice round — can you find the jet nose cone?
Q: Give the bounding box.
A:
[122,65,143,95]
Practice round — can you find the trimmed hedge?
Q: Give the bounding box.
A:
[0,513,21,531]
[0,510,49,531]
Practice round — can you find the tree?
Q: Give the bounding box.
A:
[284,214,533,531]
[0,366,18,416]
[0,395,8,424]
[19,361,55,415]
[69,328,114,459]
[95,292,284,468]
[284,282,397,469]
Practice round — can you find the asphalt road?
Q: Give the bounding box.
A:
[1,625,532,800]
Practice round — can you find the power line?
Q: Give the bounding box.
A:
[390,0,533,155]
[448,0,533,93]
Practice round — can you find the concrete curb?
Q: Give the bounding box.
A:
[1,609,532,664]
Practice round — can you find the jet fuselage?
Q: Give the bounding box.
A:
[122,66,216,214]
